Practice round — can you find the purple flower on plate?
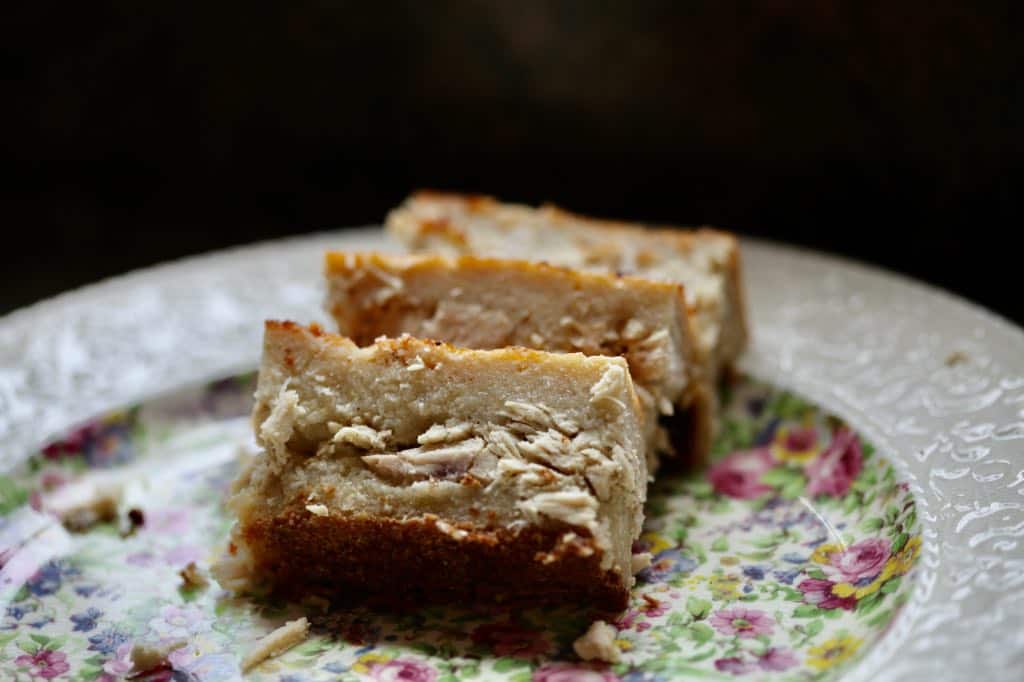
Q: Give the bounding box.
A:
[88,627,130,654]
[742,565,765,580]
[752,417,780,445]
[25,561,64,597]
[70,607,103,632]
[797,578,856,610]
[75,584,101,598]
[6,603,37,622]
[368,659,438,682]
[773,569,800,585]
[638,548,698,582]
[709,607,774,638]
[758,647,799,671]
[714,657,755,675]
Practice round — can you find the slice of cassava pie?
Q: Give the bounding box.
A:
[323,251,713,469]
[212,321,648,610]
[386,191,748,379]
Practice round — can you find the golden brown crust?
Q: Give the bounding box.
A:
[393,191,749,372]
[325,251,686,300]
[265,319,630,370]
[237,506,629,611]
[406,191,735,255]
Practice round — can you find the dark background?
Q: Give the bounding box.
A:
[4,2,1022,322]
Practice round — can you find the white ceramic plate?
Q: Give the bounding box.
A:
[1,229,1022,681]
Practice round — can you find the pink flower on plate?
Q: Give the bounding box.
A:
[14,649,70,679]
[145,508,190,535]
[162,545,203,568]
[805,428,863,497]
[99,642,134,679]
[471,622,550,658]
[532,662,619,682]
[714,657,755,675]
[709,607,774,638]
[797,578,856,610]
[771,426,823,464]
[614,609,641,630]
[39,469,69,491]
[708,447,775,499]
[829,537,891,583]
[368,659,438,682]
[758,647,799,671]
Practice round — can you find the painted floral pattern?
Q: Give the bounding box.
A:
[0,374,921,681]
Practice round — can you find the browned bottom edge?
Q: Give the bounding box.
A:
[238,509,629,612]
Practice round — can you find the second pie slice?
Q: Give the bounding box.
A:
[324,251,713,470]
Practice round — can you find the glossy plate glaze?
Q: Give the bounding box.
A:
[1,229,1022,681]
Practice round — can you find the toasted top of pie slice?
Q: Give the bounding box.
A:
[386,191,748,375]
[324,251,701,418]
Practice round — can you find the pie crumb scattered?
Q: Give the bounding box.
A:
[241,617,310,672]
[573,620,621,663]
[179,562,209,590]
[130,639,186,672]
[631,552,652,574]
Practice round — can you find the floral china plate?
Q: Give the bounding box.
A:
[1,230,1022,681]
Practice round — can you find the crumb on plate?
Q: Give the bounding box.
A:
[241,617,310,672]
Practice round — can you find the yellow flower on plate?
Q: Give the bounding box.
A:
[351,652,390,673]
[806,635,863,671]
[771,424,823,464]
[708,573,741,600]
[888,536,922,575]
[640,532,674,556]
[831,561,896,600]
[684,575,704,588]
[811,543,843,565]
[615,638,634,652]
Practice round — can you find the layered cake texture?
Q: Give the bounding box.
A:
[213,321,648,610]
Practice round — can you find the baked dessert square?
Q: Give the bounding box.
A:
[324,251,713,468]
[213,321,648,611]
[386,191,748,378]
